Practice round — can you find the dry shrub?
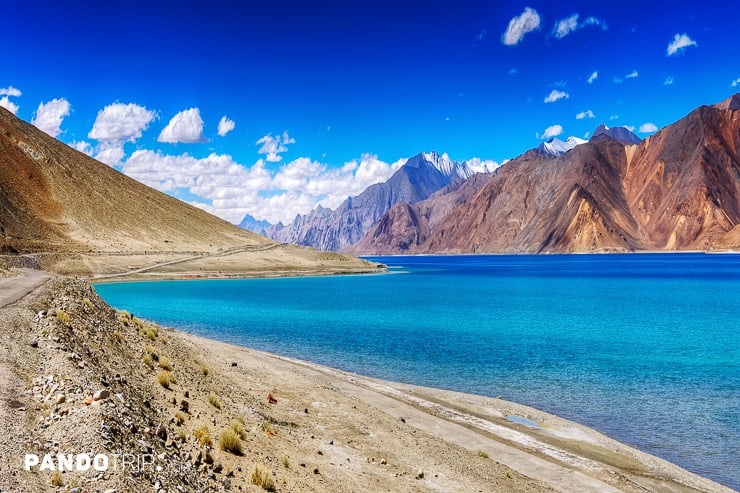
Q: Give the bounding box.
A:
[251,465,276,491]
[194,425,213,447]
[219,428,243,455]
[157,370,175,389]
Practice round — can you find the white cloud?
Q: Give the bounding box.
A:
[31,98,71,138]
[624,125,636,132]
[502,7,541,46]
[576,109,595,120]
[538,124,563,140]
[609,114,619,120]
[613,77,623,84]
[158,107,207,144]
[553,14,607,39]
[217,116,235,137]
[639,122,658,133]
[256,131,295,162]
[0,86,22,97]
[0,96,19,114]
[508,67,518,75]
[582,17,607,30]
[553,13,578,39]
[88,102,157,142]
[544,89,569,103]
[587,71,598,84]
[465,157,500,174]
[625,70,639,79]
[731,78,740,87]
[666,33,697,56]
[70,140,93,155]
[94,141,126,166]
[119,148,404,224]
[664,76,675,85]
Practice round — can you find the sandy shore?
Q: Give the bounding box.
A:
[0,271,734,492]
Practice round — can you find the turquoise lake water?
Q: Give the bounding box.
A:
[94,253,740,490]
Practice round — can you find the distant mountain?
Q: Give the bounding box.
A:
[238,214,272,236]
[591,124,642,145]
[345,173,495,254]
[536,136,588,157]
[270,152,481,251]
[349,95,740,254]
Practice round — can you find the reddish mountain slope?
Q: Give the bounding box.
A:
[351,96,740,254]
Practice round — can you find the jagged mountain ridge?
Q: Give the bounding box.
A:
[536,136,588,157]
[238,214,273,236]
[349,96,740,254]
[592,124,642,145]
[270,152,479,251]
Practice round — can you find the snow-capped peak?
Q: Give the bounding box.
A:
[537,136,587,157]
[422,152,475,179]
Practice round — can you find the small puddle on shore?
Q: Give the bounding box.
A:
[506,415,541,429]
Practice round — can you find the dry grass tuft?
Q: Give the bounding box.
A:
[82,297,94,310]
[200,363,209,376]
[261,420,276,435]
[478,450,489,458]
[219,428,243,455]
[50,470,64,487]
[158,355,173,371]
[55,309,70,325]
[117,310,131,326]
[208,391,221,410]
[157,370,175,389]
[251,465,276,491]
[143,354,156,369]
[113,329,122,342]
[194,425,213,447]
[229,419,247,439]
[175,411,187,425]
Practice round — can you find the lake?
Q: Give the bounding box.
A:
[94,253,740,490]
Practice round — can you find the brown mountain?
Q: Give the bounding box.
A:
[350,95,740,254]
[345,173,494,254]
[0,107,377,276]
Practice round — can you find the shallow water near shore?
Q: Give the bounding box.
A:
[95,253,740,490]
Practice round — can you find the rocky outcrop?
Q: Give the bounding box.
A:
[350,95,740,254]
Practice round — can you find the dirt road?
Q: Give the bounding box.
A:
[0,269,53,308]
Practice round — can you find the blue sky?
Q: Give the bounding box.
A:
[2,1,739,224]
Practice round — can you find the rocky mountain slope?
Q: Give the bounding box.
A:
[351,95,740,254]
[346,173,495,254]
[270,152,478,251]
[0,107,377,276]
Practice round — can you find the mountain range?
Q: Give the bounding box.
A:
[345,95,740,254]
[269,152,477,251]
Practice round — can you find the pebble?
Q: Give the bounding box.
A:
[93,389,110,401]
[416,469,425,479]
[55,394,66,404]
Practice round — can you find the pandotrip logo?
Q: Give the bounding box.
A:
[24,453,158,473]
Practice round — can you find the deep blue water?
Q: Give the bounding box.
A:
[94,254,740,490]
